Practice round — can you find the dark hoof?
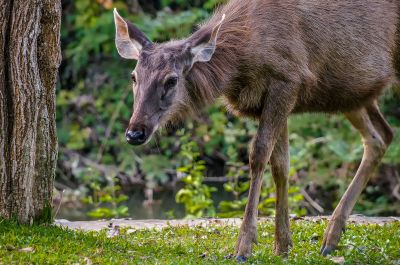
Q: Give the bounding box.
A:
[236,255,248,262]
[320,246,335,256]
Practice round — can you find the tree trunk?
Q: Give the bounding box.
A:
[0,0,61,223]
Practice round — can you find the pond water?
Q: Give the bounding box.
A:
[58,183,235,221]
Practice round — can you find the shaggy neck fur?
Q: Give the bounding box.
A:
[185,1,252,112]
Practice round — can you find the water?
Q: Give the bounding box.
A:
[58,183,234,221]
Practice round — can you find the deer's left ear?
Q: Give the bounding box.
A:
[189,14,225,63]
[114,8,151,60]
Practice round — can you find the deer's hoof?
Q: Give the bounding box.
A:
[234,225,257,259]
[321,217,345,256]
[320,245,335,256]
[274,235,292,256]
[236,255,248,262]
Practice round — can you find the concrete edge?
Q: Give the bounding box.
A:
[54,215,400,232]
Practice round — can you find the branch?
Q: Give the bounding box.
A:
[301,188,324,214]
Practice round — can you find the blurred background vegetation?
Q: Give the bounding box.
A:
[56,0,400,220]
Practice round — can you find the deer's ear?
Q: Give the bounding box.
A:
[190,14,225,63]
[114,8,151,60]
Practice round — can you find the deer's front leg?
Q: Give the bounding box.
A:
[270,121,292,256]
[235,79,298,261]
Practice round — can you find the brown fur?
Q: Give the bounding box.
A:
[188,0,399,118]
[114,0,398,259]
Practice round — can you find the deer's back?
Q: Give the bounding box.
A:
[220,0,399,117]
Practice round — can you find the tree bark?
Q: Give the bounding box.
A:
[0,0,61,223]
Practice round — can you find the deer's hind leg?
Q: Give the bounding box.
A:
[321,102,393,256]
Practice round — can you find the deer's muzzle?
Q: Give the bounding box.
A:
[125,128,147,145]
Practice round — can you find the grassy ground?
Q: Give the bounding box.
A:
[0,219,399,264]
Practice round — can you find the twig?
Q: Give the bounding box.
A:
[62,147,119,176]
[393,184,400,200]
[96,88,130,163]
[61,147,146,186]
[53,189,64,220]
[393,171,400,201]
[301,188,324,214]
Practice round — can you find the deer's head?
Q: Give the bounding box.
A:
[114,9,224,145]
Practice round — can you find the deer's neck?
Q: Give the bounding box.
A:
[185,5,251,110]
[186,39,243,114]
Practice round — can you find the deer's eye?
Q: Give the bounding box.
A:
[164,76,178,90]
[131,73,137,84]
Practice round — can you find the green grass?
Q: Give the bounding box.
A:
[0,219,399,264]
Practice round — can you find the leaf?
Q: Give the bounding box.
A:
[96,0,113,9]
[84,257,93,265]
[115,205,129,217]
[176,189,193,203]
[88,207,113,219]
[6,245,16,251]
[115,194,129,204]
[126,229,136,234]
[107,225,120,238]
[99,194,113,203]
[19,247,34,253]
[330,256,345,264]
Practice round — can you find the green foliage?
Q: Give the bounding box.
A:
[81,169,129,219]
[63,0,116,80]
[218,154,248,217]
[1,218,399,264]
[33,202,53,225]
[161,0,227,11]
[219,166,306,218]
[175,130,217,218]
[141,155,171,189]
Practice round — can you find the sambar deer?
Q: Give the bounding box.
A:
[113,0,398,260]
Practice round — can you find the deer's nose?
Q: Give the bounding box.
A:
[126,129,146,145]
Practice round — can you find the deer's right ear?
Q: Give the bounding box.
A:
[114,9,151,60]
[189,14,225,64]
